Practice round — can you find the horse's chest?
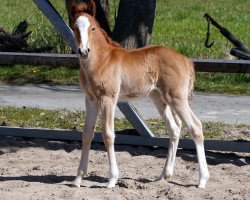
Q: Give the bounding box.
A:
[84,72,119,98]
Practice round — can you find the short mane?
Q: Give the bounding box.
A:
[98,27,121,48]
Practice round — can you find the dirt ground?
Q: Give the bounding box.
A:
[0,136,249,200]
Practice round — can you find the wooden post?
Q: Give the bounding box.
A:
[33,0,77,52]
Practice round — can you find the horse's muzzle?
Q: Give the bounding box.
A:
[78,48,90,59]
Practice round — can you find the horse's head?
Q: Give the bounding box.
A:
[73,13,98,58]
[70,0,97,58]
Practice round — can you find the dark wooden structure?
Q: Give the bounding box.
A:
[0,127,249,153]
[1,52,250,73]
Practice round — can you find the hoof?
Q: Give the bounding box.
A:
[197,177,208,189]
[155,173,171,182]
[197,183,206,189]
[106,178,117,188]
[155,175,164,182]
[72,176,82,188]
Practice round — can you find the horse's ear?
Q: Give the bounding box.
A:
[86,0,96,17]
[69,0,77,20]
[69,0,96,23]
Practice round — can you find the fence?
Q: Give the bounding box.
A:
[0,0,249,152]
[0,52,250,73]
[0,127,249,153]
[0,51,249,153]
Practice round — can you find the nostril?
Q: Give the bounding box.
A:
[87,48,90,53]
[78,48,82,55]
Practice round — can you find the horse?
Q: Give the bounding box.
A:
[70,2,209,189]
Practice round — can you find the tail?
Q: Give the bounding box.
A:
[187,58,195,104]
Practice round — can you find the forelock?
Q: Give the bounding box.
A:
[76,16,90,30]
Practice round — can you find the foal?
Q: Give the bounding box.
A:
[70,5,209,189]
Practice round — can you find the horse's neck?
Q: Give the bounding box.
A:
[89,31,112,63]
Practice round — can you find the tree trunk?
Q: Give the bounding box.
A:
[65,0,156,49]
[112,0,156,49]
[94,0,112,36]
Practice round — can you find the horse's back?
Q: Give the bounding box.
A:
[116,45,193,100]
[121,45,194,101]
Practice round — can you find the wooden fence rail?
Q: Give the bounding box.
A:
[0,52,250,73]
[0,127,249,153]
[0,52,79,68]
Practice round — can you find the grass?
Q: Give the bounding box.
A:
[152,0,250,58]
[0,65,79,85]
[0,0,249,94]
[1,0,249,56]
[0,107,249,141]
[0,0,71,54]
[195,73,250,95]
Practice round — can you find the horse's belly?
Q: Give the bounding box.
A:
[119,83,156,100]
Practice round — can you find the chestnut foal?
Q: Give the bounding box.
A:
[70,5,209,189]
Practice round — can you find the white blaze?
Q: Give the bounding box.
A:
[76,16,90,53]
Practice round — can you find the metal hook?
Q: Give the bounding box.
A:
[205,18,214,48]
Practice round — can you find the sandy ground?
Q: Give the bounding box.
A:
[0,136,249,200]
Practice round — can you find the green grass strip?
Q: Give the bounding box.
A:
[1,107,249,141]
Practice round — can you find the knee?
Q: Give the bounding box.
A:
[169,125,181,141]
[193,134,204,144]
[170,133,180,141]
[190,125,204,144]
[103,132,115,146]
[173,113,182,129]
[196,120,203,131]
[82,131,94,146]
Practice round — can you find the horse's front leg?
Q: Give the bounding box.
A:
[73,94,100,187]
[100,96,119,188]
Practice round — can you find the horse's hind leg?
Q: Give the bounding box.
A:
[149,90,182,180]
[170,98,209,189]
[73,94,100,187]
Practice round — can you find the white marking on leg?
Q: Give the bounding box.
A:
[157,106,181,180]
[106,144,119,188]
[189,109,210,188]
[171,100,209,188]
[73,96,100,187]
[149,91,181,181]
[196,143,209,189]
[100,97,119,188]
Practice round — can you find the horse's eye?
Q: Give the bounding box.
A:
[92,27,95,31]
